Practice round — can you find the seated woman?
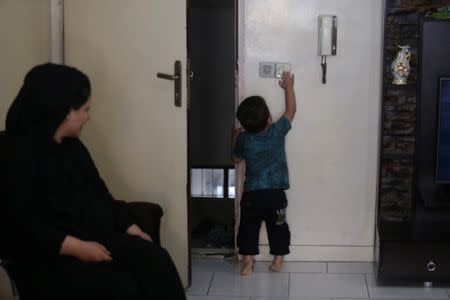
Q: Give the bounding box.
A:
[4,63,186,300]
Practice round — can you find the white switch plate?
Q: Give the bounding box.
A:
[275,63,291,78]
[259,62,291,78]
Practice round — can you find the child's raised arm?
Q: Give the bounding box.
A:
[231,126,243,163]
[278,72,296,122]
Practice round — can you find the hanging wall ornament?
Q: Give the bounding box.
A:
[391,45,411,85]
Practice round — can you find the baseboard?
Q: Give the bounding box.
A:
[254,245,374,262]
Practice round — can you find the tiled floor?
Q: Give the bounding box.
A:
[186,259,450,300]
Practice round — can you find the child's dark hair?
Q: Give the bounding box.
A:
[236,96,270,133]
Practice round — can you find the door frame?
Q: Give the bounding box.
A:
[234,0,244,256]
[50,0,64,63]
[186,0,241,268]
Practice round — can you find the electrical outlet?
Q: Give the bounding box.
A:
[259,62,276,78]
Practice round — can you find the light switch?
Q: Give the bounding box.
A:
[275,63,291,78]
[259,62,291,78]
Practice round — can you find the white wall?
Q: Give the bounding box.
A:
[239,0,383,261]
[0,0,50,129]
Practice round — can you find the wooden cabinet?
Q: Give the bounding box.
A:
[376,10,450,285]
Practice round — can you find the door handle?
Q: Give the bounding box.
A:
[157,60,182,107]
[157,73,179,80]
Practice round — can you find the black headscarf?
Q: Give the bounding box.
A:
[5,63,91,139]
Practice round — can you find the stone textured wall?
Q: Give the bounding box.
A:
[380,0,450,221]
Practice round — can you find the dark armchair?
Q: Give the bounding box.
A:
[0,131,163,299]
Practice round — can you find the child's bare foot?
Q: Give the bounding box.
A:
[241,256,253,276]
[269,255,283,272]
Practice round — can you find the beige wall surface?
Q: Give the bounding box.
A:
[239,0,383,261]
[0,0,50,128]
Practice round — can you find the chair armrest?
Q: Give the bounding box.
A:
[120,201,163,246]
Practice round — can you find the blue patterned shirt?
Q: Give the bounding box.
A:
[233,116,291,191]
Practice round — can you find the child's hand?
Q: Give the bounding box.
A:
[278,72,295,91]
[280,72,297,122]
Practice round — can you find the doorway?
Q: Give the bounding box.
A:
[187,0,238,262]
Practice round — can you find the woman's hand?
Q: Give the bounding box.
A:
[76,241,113,262]
[60,235,112,262]
[126,224,152,242]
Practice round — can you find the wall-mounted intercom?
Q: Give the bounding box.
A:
[318,15,337,84]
